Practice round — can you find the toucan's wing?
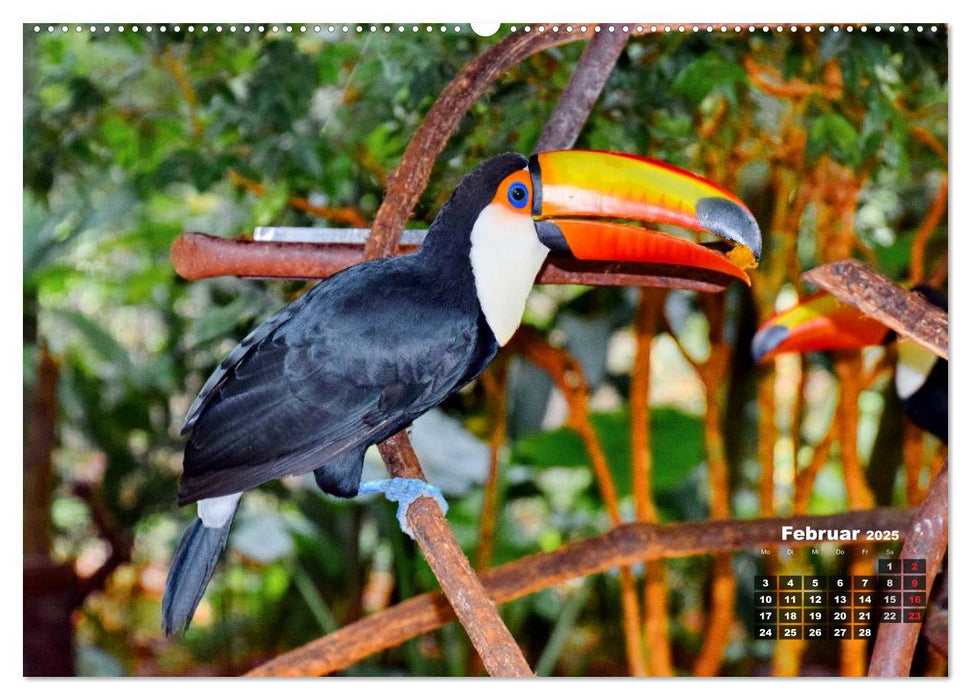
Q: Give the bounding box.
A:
[182,294,312,435]
[178,258,494,505]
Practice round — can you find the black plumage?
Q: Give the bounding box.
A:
[161,503,237,635]
[900,285,948,443]
[903,357,947,443]
[177,153,527,505]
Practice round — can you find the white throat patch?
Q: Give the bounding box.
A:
[469,203,549,345]
[895,339,937,400]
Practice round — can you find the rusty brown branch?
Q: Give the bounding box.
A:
[869,463,948,677]
[24,344,59,560]
[171,232,736,293]
[630,289,672,676]
[374,433,531,676]
[834,352,876,511]
[534,27,629,152]
[347,27,601,674]
[803,260,948,360]
[247,508,911,677]
[756,374,777,518]
[922,601,948,658]
[690,296,737,677]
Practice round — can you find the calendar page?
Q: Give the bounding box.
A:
[22,15,948,681]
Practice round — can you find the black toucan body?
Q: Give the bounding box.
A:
[751,285,947,442]
[163,150,762,633]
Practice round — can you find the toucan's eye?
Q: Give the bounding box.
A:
[507,182,529,209]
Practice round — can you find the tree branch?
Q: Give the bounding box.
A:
[246,508,911,677]
[375,433,530,676]
[869,464,948,677]
[803,259,948,360]
[171,232,737,293]
[534,27,629,152]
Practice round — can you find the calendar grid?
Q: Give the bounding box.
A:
[754,559,928,640]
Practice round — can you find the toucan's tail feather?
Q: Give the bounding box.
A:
[161,513,235,635]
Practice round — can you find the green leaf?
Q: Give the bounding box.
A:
[671,51,747,106]
[511,407,705,501]
[808,113,861,166]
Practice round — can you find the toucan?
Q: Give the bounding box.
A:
[163,150,762,633]
[750,285,947,442]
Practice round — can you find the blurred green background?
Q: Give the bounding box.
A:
[23,24,947,676]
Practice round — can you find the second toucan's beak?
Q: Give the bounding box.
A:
[529,150,762,284]
[751,291,891,363]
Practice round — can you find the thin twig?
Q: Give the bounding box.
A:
[690,296,738,677]
[508,327,647,676]
[246,508,912,677]
[159,45,203,140]
[869,464,948,676]
[475,360,509,571]
[630,289,673,675]
[228,169,369,228]
[71,482,134,600]
[909,175,948,286]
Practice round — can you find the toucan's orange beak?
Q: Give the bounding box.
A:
[530,150,762,284]
[751,292,891,362]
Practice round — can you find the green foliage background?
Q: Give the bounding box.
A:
[23,24,947,676]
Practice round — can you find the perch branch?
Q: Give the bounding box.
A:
[375,433,530,676]
[247,507,911,677]
[869,463,948,677]
[171,232,737,292]
[803,259,948,360]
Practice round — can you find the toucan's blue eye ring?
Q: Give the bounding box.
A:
[507,182,529,209]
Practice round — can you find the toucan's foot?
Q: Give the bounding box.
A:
[358,478,449,539]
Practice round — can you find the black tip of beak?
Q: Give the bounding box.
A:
[697,197,762,262]
[751,324,789,363]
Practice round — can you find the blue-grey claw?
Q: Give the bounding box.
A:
[358,478,449,539]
